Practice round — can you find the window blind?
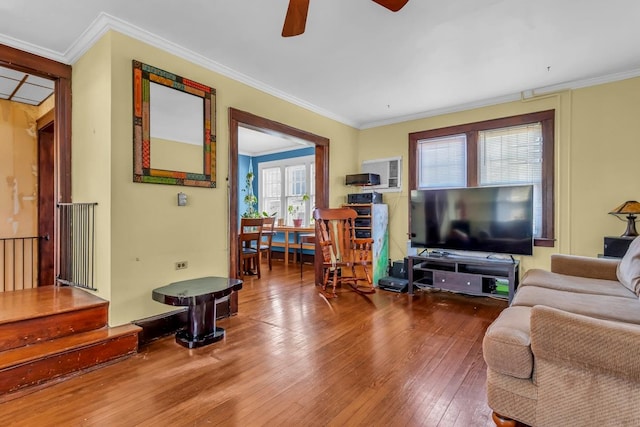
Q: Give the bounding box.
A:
[417,134,467,188]
[478,123,543,236]
[479,123,542,186]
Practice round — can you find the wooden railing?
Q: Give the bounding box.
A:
[1,236,39,292]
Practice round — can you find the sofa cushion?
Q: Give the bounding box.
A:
[483,306,533,379]
[522,269,636,299]
[512,285,640,324]
[617,236,640,296]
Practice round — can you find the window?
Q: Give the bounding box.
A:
[409,110,554,246]
[418,134,467,188]
[259,155,315,226]
[261,167,282,217]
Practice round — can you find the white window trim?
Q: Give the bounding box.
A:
[258,155,315,226]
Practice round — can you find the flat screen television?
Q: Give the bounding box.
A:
[410,185,534,256]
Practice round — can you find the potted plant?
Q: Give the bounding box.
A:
[288,194,310,227]
[287,205,303,227]
[241,170,267,218]
[241,170,277,219]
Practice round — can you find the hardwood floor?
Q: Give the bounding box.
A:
[0,263,507,426]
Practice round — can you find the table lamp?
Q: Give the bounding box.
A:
[609,200,640,237]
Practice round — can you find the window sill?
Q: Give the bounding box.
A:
[534,238,555,248]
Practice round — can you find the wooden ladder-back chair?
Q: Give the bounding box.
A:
[257,216,275,270]
[239,218,264,279]
[313,208,375,297]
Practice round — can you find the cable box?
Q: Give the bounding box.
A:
[378,276,409,293]
[347,192,383,204]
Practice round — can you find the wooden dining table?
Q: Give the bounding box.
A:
[273,225,315,265]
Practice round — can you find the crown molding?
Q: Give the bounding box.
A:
[0,32,68,64]
[358,93,522,129]
[359,67,640,129]
[63,12,113,64]
[63,13,358,128]
[532,67,640,95]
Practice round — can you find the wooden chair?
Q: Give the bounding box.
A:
[313,208,374,297]
[256,216,275,270]
[298,233,315,279]
[239,218,264,279]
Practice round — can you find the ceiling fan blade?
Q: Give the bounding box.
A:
[282,0,310,37]
[372,0,409,12]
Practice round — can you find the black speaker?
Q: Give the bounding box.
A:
[345,173,380,186]
[391,258,408,279]
[604,236,635,258]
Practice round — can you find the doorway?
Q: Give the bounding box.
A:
[0,43,72,290]
[228,108,329,289]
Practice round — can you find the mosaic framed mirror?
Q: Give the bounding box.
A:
[133,60,216,187]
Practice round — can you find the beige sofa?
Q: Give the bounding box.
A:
[483,237,640,427]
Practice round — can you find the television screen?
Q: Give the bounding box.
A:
[410,185,534,256]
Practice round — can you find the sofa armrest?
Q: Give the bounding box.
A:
[550,254,619,281]
[530,305,640,382]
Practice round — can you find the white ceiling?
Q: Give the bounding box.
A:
[1,1,640,129]
[238,126,312,156]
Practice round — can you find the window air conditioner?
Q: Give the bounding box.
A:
[361,156,402,192]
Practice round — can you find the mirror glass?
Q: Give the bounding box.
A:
[133,60,216,188]
[149,82,203,174]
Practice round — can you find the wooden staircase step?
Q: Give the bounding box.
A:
[0,287,108,351]
[0,324,141,394]
[0,287,107,324]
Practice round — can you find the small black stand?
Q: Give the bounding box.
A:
[152,276,243,349]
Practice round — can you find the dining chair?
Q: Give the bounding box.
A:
[313,208,374,297]
[257,216,275,270]
[239,217,264,279]
[298,233,315,279]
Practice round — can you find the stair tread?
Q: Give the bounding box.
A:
[0,287,107,325]
[0,324,141,370]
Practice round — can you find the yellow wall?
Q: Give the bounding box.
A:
[73,31,358,325]
[72,34,113,303]
[568,80,640,253]
[360,78,640,273]
[0,100,38,238]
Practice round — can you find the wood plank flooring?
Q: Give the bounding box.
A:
[0,263,507,426]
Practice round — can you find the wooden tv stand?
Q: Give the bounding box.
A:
[408,254,519,303]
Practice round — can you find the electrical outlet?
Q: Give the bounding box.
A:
[175,261,188,270]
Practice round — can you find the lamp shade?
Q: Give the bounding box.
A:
[609,200,640,215]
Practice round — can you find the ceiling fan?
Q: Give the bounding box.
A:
[282,0,409,37]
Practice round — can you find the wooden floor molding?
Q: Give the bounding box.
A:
[0,263,507,426]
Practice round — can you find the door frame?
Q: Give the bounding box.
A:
[228,108,329,287]
[1,43,72,285]
[37,119,55,286]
